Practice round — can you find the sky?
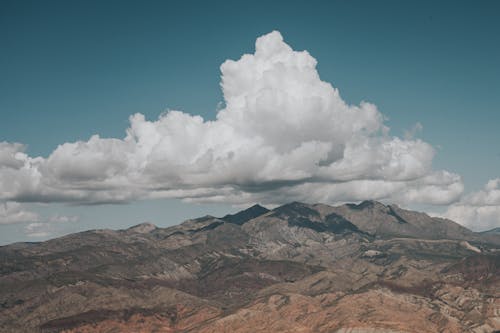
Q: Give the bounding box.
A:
[1,0,500,244]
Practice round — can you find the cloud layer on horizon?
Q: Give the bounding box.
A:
[1,31,484,227]
[441,178,500,231]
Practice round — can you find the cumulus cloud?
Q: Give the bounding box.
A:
[23,214,78,238]
[0,31,464,207]
[441,179,500,231]
[24,223,51,238]
[0,199,78,240]
[0,201,39,224]
[47,214,79,223]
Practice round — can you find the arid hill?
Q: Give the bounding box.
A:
[1,201,499,332]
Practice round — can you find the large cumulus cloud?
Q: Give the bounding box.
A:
[0,31,464,215]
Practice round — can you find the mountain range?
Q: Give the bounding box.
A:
[1,201,499,332]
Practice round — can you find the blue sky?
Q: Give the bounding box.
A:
[1,0,500,244]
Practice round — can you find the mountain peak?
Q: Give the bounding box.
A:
[274,201,315,211]
[346,200,387,211]
[126,222,157,233]
[272,201,319,218]
[285,201,311,207]
[248,203,268,210]
[221,204,269,225]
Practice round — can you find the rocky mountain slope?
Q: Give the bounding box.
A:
[1,201,499,332]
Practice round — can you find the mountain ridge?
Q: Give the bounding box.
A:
[1,201,499,332]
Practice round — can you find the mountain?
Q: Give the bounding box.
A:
[221,204,269,225]
[328,200,477,240]
[482,227,500,235]
[1,201,499,332]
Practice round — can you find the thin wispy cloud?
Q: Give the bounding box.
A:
[0,31,497,230]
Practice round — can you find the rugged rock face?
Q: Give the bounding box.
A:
[1,201,499,332]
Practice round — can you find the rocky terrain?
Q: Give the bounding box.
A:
[1,200,499,332]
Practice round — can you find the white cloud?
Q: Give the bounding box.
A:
[0,31,464,207]
[404,122,423,140]
[24,222,51,238]
[23,213,79,238]
[0,197,78,239]
[0,201,39,224]
[47,214,79,223]
[441,178,500,231]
